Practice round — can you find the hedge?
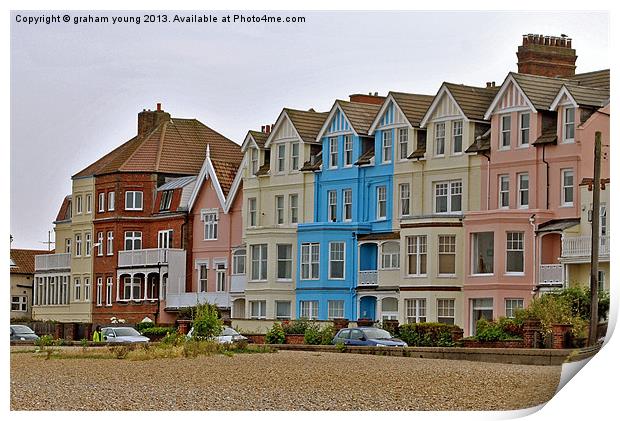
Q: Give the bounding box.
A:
[397,322,457,347]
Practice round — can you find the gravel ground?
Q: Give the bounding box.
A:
[10,348,561,411]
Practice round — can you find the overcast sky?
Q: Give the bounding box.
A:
[10,10,609,249]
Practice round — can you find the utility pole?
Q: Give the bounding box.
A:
[588,131,601,347]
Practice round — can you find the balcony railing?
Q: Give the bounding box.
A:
[358,270,378,286]
[118,248,184,267]
[35,253,71,271]
[562,236,609,259]
[539,264,564,286]
[230,275,247,293]
[166,292,231,309]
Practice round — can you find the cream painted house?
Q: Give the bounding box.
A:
[240,108,327,320]
[386,82,498,327]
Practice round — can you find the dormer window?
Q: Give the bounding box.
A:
[382,130,392,163]
[277,144,285,173]
[202,210,218,240]
[251,148,259,175]
[563,107,575,143]
[329,137,338,168]
[344,135,353,167]
[519,113,530,146]
[291,142,299,170]
[435,122,445,156]
[159,190,173,211]
[500,115,511,149]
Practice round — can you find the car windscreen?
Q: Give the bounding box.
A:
[112,328,141,337]
[363,328,392,340]
[11,325,34,334]
[222,327,238,336]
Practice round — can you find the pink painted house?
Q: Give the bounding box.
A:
[462,35,609,335]
[181,145,244,318]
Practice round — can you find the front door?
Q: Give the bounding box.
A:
[359,296,377,321]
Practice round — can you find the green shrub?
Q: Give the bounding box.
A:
[135,321,155,332]
[35,334,54,349]
[304,324,334,345]
[192,303,223,340]
[161,331,186,346]
[514,292,590,338]
[265,323,286,344]
[140,327,177,337]
[398,323,456,347]
[281,319,311,335]
[475,319,522,342]
[335,342,347,353]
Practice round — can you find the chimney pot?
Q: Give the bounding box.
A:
[517,33,577,77]
[157,103,162,111]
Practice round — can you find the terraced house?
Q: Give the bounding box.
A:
[240,108,327,320]
[393,81,498,328]
[463,35,610,335]
[297,94,389,321]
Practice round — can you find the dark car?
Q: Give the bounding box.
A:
[10,325,39,342]
[332,327,407,347]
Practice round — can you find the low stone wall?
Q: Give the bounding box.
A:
[268,343,600,366]
[230,319,333,334]
[461,339,524,349]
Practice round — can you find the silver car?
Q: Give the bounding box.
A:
[186,326,247,343]
[102,327,150,343]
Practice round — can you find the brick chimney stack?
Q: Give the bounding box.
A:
[516,34,577,78]
[138,103,171,137]
[349,93,386,105]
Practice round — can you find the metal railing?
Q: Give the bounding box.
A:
[358,270,378,286]
[230,275,247,293]
[539,264,564,286]
[166,292,231,309]
[118,248,185,267]
[34,253,71,271]
[562,235,609,258]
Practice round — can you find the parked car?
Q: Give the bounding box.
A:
[10,325,39,342]
[186,326,248,343]
[332,327,407,347]
[101,327,150,343]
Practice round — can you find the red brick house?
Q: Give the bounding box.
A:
[73,104,242,325]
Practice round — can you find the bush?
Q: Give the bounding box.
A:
[35,334,54,349]
[161,331,186,346]
[398,323,456,347]
[304,324,335,345]
[265,323,285,344]
[475,319,522,342]
[140,327,177,337]
[281,319,311,335]
[135,321,155,332]
[192,303,223,340]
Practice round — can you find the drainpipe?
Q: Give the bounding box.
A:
[529,214,537,294]
[542,145,549,209]
[482,152,491,210]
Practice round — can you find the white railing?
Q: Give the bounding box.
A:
[230,275,247,293]
[562,236,609,258]
[35,253,71,271]
[358,270,378,286]
[118,248,185,267]
[166,292,231,309]
[539,264,564,286]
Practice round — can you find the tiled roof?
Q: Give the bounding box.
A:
[284,108,329,143]
[54,195,72,223]
[337,100,382,135]
[355,148,375,166]
[74,117,242,177]
[465,129,491,153]
[444,83,500,120]
[256,162,270,176]
[569,69,610,90]
[532,128,558,145]
[510,72,571,110]
[248,130,269,148]
[211,160,240,195]
[300,158,322,172]
[564,85,610,108]
[389,92,435,127]
[10,249,50,275]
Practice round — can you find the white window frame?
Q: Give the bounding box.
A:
[329,242,345,280]
[106,231,114,256]
[434,180,462,214]
[563,107,575,143]
[85,232,92,257]
[499,175,510,209]
[106,277,113,306]
[381,241,400,269]
[250,300,266,319]
[158,229,173,249]
[202,210,218,240]
[74,278,81,302]
[506,231,525,275]
[75,234,82,257]
[250,148,259,176]
[84,278,91,302]
[250,244,268,281]
[343,135,353,167]
[472,232,494,275]
[159,190,173,211]
[275,301,292,320]
[76,195,83,214]
[124,231,142,251]
[500,114,511,150]
[377,186,387,220]
[452,120,463,154]
[276,244,293,280]
[108,191,115,211]
[343,189,352,222]
[438,235,457,276]
[248,198,257,227]
[437,299,455,325]
[505,298,524,319]
[289,194,299,224]
[96,278,103,306]
[435,122,446,156]
[86,194,92,214]
[216,263,226,292]
[300,300,319,320]
[561,169,574,206]
[275,195,285,225]
[125,191,143,211]
[328,300,345,319]
[329,137,338,168]
[291,142,299,171]
[406,235,427,276]
[11,296,27,312]
[198,263,208,292]
[98,192,105,213]
[277,144,286,173]
[519,112,530,147]
[328,190,337,222]
[65,238,71,254]
[97,232,104,256]
[232,249,246,275]
[405,298,427,323]
[398,128,409,160]
[301,243,320,280]
[518,173,529,208]
[382,130,393,163]
[399,183,410,217]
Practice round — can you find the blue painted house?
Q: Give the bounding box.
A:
[297,94,396,321]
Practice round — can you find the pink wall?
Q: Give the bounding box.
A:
[190,176,243,293]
